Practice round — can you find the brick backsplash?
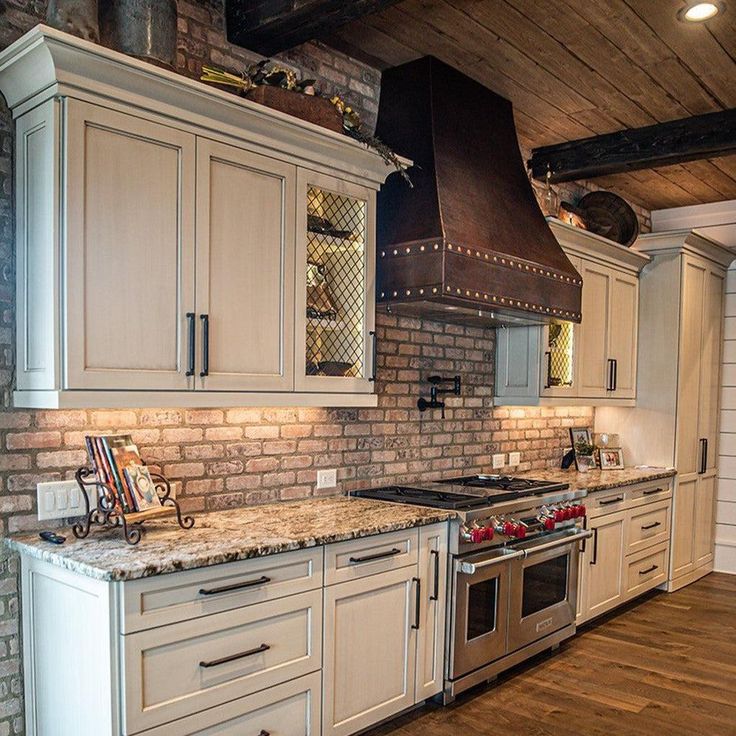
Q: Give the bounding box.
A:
[0,3,612,733]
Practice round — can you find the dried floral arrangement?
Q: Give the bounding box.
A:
[201,60,412,185]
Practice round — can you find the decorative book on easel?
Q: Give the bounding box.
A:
[84,434,162,514]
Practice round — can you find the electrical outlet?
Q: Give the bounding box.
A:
[492,453,506,469]
[37,480,86,522]
[508,451,521,466]
[317,469,337,490]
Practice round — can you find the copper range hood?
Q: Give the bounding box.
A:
[375,57,582,327]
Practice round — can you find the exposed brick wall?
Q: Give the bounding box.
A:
[0,3,605,733]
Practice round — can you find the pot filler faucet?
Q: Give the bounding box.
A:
[417,375,462,417]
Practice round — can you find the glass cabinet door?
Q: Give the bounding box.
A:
[295,170,376,393]
[540,320,577,397]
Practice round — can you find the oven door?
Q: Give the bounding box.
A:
[507,530,591,652]
[449,548,523,680]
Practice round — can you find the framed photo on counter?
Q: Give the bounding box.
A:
[600,448,625,470]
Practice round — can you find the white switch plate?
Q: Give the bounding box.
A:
[317,469,337,490]
[37,480,86,521]
[508,452,521,466]
[492,453,506,469]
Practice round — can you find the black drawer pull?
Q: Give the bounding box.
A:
[599,496,624,506]
[349,547,401,564]
[199,575,271,596]
[430,549,440,601]
[643,488,664,496]
[641,521,662,531]
[200,643,270,668]
[412,577,421,630]
[639,564,658,576]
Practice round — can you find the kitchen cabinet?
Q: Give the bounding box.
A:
[577,480,672,624]
[495,220,648,406]
[1,27,393,409]
[17,522,449,736]
[596,231,730,592]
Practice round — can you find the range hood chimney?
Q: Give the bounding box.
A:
[375,57,582,326]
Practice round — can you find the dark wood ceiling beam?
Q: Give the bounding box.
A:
[225,0,402,56]
[529,108,736,183]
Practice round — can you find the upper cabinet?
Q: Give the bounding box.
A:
[495,220,649,406]
[1,26,397,408]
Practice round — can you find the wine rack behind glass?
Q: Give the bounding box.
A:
[305,186,367,379]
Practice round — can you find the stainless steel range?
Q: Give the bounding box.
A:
[352,475,591,703]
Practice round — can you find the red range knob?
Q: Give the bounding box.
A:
[543,517,556,531]
[483,526,495,541]
[502,521,516,536]
[554,509,566,522]
[563,507,573,521]
[515,525,527,539]
[470,528,485,544]
[578,505,586,518]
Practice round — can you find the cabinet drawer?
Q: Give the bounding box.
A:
[325,529,418,586]
[123,589,322,734]
[120,548,322,633]
[137,671,321,736]
[627,500,671,555]
[587,489,628,516]
[624,544,668,599]
[627,481,673,506]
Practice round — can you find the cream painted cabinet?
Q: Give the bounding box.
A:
[64,100,196,391]
[595,232,730,593]
[495,220,648,406]
[195,139,296,391]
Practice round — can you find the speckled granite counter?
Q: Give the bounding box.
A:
[516,467,676,492]
[4,497,455,582]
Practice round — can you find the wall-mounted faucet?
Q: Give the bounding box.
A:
[417,375,461,418]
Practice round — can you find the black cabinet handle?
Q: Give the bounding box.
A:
[199,643,269,668]
[698,438,707,474]
[544,351,552,389]
[199,575,271,596]
[369,330,377,382]
[200,314,209,377]
[703,438,708,473]
[612,359,618,391]
[639,565,658,576]
[641,521,662,531]
[599,496,624,506]
[430,549,440,601]
[349,547,401,564]
[186,312,195,376]
[590,528,599,565]
[606,359,614,391]
[412,577,421,630]
[643,488,664,496]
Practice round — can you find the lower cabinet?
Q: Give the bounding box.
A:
[578,481,672,624]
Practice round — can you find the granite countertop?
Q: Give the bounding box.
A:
[4,497,455,583]
[516,467,676,493]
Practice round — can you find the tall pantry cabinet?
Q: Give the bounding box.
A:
[596,231,732,592]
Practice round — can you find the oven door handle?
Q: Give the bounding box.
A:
[456,549,525,575]
[520,530,593,558]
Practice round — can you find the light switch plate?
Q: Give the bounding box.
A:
[508,452,521,466]
[492,453,506,469]
[37,480,86,522]
[317,469,337,490]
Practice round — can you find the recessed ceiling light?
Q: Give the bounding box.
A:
[677,1,725,21]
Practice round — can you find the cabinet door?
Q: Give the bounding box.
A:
[580,510,626,622]
[698,265,725,472]
[196,139,295,391]
[65,100,195,390]
[607,269,638,398]
[415,524,448,702]
[676,256,706,474]
[693,474,716,569]
[295,169,376,393]
[578,260,611,398]
[323,567,417,736]
[495,326,541,401]
[670,476,697,579]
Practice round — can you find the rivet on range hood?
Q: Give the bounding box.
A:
[375,56,582,327]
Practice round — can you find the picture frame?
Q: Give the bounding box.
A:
[569,427,592,449]
[575,454,597,472]
[599,447,625,470]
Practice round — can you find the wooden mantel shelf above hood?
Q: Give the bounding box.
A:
[375,57,582,327]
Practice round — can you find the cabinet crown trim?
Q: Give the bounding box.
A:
[0,25,401,186]
[634,229,734,268]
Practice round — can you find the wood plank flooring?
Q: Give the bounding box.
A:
[368,573,736,736]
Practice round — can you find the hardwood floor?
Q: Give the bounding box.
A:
[368,573,736,736]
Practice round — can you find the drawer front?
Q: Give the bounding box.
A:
[587,488,628,516]
[624,544,668,599]
[627,500,671,555]
[137,671,321,736]
[627,480,673,507]
[121,548,323,633]
[325,529,418,586]
[123,589,322,733]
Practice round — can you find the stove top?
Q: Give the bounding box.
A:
[351,486,491,511]
[437,474,568,493]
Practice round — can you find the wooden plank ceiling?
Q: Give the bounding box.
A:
[327,0,736,211]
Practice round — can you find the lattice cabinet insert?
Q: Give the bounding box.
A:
[544,321,575,389]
